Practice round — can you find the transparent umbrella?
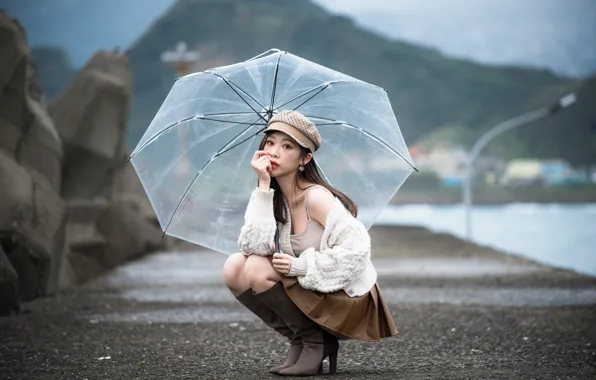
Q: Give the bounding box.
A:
[129,49,417,255]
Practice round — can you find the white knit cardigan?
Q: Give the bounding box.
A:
[237,188,377,297]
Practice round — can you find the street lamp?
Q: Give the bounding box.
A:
[462,93,577,240]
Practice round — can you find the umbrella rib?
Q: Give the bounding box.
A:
[205,72,268,123]
[291,86,328,114]
[129,116,194,159]
[148,122,249,194]
[314,160,334,187]
[187,71,266,112]
[247,48,282,61]
[273,80,374,111]
[202,111,259,117]
[201,117,266,125]
[269,54,283,115]
[216,125,268,157]
[312,118,418,172]
[162,118,264,236]
[214,118,264,158]
[129,115,264,161]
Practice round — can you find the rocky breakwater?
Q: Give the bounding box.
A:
[0,11,165,316]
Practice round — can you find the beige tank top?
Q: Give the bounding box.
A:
[290,187,326,255]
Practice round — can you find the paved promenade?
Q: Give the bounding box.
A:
[1,226,595,379]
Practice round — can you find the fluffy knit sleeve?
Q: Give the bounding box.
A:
[237,188,277,256]
[286,206,371,293]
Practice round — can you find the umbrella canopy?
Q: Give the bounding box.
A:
[129,49,416,255]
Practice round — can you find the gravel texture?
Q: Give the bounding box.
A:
[1,226,595,379]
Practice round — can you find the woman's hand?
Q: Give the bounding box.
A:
[272,252,293,275]
[251,150,271,187]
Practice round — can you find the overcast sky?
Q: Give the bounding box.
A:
[2,0,595,76]
[313,0,596,76]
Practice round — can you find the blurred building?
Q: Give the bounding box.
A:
[501,159,589,186]
[160,41,233,77]
[411,146,504,187]
[160,41,201,77]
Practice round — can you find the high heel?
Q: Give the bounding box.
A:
[257,283,326,376]
[256,283,340,376]
[321,332,339,375]
[234,289,300,374]
[279,331,339,376]
[328,351,338,374]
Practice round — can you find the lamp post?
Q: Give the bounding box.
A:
[462,93,577,240]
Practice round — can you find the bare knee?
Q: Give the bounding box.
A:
[244,255,280,293]
[222,253,249,293]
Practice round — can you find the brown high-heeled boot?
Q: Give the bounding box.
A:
[320,331,339,375]
[256,282,340,376]
[280,330,339,376]
[235,288,302,374]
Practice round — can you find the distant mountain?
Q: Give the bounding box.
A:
[22,0,595,167]
[517,75,596,171]
[3,0,594,76]
[124,0,577,147]
[316,0,596,78]
[413,74,596,170]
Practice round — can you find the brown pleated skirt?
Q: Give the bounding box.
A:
[280,276,398,342]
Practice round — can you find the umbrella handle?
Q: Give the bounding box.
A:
[274,228,281,253]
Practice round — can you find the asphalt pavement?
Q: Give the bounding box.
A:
[1,226,595,379]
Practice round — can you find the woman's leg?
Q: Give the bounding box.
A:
[244,255,282,294]
[223,253,300,374]
[247,257,333,376]
[222,252,251,296]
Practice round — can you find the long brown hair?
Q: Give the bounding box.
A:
[258,132,358,224]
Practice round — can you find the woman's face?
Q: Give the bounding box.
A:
[262,129,304,178]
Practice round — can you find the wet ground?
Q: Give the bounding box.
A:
[1,226,595,379]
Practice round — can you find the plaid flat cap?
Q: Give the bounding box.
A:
[267,110,322,152]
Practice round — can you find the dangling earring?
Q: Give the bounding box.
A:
[299,165,305,172]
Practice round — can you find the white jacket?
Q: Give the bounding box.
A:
[238,188,377,297]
